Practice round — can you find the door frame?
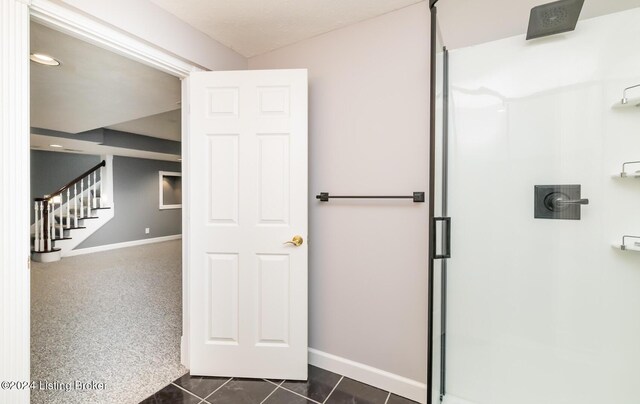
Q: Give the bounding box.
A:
[1,1,200,401]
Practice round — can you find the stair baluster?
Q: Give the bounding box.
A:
[42,202,46,250]
[87,173,92,214]
[51,198,54,243]
[74,184,78,228]
[50,198,54,243]
[34,202,39,252]
[38,202,44,251]
[80,178,84,221]
[93,171,97,208]
[57,195,63,240]
[66,188,70,230]
[47,200,52,251]
[99,166,103,208]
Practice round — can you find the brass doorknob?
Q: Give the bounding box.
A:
[284,235,303,247]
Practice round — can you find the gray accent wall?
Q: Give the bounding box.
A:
[35,127,181,155]
[30,151,181,247]
[78,156,181,248]
[32,127,105,143]
[100,129,181,155]
[30,150,101,222]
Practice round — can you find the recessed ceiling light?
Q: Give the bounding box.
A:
[49,144,63,148]
[30,53,60,66]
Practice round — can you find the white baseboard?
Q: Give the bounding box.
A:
[308,348,426,404]
[65,234,182,257]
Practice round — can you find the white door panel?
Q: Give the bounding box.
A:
[189,69,308,380]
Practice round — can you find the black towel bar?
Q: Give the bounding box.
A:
[316,192,425,203]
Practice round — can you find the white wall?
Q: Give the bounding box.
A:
[443,8,640,404]
[249,1,430,392]
[55,0,247,71]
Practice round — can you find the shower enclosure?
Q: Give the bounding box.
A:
[428,2,640,404]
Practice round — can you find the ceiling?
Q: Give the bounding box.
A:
[31,22,181,141]
[31,134,181,162]
[150,0,640,56]
[106,109,181,141]
[437,0,640,49]
[149,0,423,57]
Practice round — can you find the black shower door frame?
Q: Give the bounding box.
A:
[427,1,450,403]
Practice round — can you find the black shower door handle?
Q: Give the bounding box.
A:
[434,217,451,259]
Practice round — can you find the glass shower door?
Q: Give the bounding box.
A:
[431,4,640,404]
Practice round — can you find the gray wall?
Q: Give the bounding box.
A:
[31,151,181,247]
[249,3,429,383]
[30,150,101,223]
[101,129,181,155]
[34,127,182,155]
[78,156,181,248]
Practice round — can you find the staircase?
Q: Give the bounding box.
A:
[32,159,114,262]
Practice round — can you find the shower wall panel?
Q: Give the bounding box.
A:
[444,8,640,404]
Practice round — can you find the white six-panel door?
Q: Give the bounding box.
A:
[188,69,308,380]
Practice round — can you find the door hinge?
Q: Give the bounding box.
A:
[28,256,31,270]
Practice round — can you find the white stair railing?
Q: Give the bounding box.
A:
[32,160,107,253]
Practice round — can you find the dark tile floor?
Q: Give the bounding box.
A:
[139,365,419,404]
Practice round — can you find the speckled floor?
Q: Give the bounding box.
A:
[31,240,186,404]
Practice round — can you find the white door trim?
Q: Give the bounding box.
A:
[29,0,199,78]
[0,1,31,403]
[1,1,201,402]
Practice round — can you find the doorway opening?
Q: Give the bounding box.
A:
[29,20,186,403]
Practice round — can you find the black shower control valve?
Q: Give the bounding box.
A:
[534,185,588,220]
